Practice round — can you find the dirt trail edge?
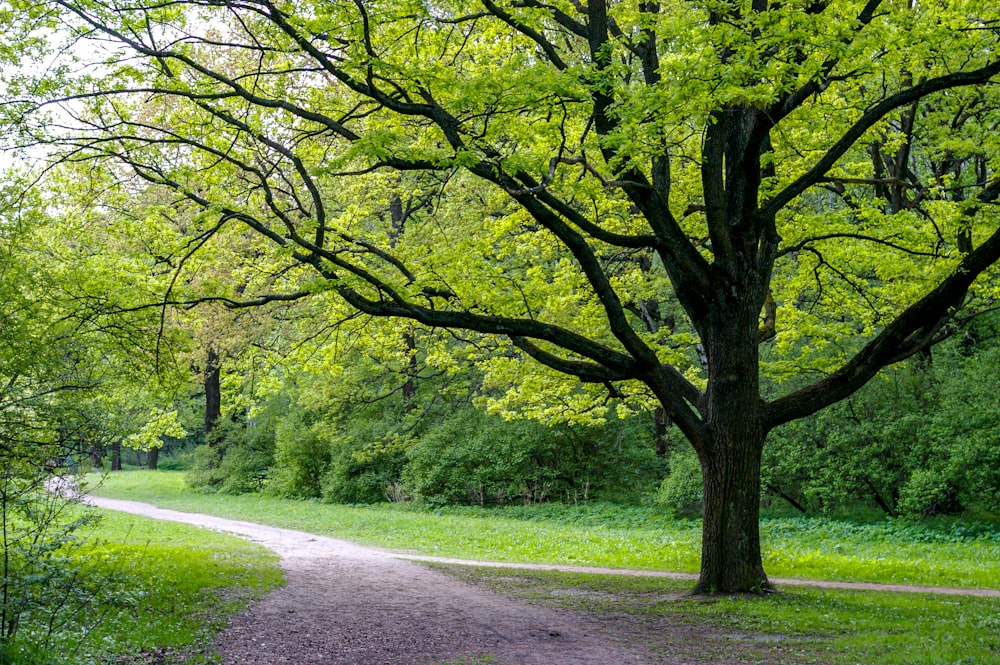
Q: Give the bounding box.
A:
[87,496,656,665]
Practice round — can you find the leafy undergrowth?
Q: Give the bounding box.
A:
[433,565,1000,665]
[25,506,282,665]
[92,470,1000,590]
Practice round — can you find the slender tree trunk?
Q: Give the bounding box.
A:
[653,407,670,456]
[147,447,159,470]
[390,193,419,409]
[110,442,121,471]
[204,346,222,444]
[401,328,417,406]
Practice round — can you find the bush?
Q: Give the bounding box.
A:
[155,452,193,471]
[320,406,410,504]
[898,469,962,517]
[186,418,276,494]
[655,445,703,517]
[402,405,664,506]
[762,334,1000,518]
[0,448,119,661]
[267,409,330,499]
[402,407,553,505]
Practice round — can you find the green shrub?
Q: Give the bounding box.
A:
[0,443,121,662]
[898,468,962,517]
[186,418,276,494]
[155,451,193,471]
[267,409,330,499]
[184,442,226,490]
[762,334,1000,518]
[319,406,410,504]
[322,440,407,504]
[655,445,703,517]
[402,407,553,505]
[402,405,663,506]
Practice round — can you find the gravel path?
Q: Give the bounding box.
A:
[86,496,1000,664]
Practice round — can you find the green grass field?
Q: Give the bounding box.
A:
[7,502,282,665]
[92,470,1000,590]
[78,469,1000,664]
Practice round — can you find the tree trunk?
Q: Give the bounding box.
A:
[147,447,159,470]
[401,328,417,406]
[204,346,222,444]
[693,295,771,594]
[653,407,670,456]
[696,431,768,593]
[110,442,121,471]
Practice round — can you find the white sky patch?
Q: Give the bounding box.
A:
[1,2,234,178]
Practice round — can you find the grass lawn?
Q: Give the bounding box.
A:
[8,501,282,665]
[92,470,1000,590]
[85,469,1000,665]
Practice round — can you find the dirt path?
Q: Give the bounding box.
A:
[89,496,657,665]
[86,496,1000,665]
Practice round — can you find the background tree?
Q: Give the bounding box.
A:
[0,174,120,661]
[7,0,1000,592]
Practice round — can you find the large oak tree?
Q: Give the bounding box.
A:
[6,0,1000,592]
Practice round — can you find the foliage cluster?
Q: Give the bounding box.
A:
[0,171,227,663]
[0,471,99,664]
[187,379,666,507]
[764,331,1000,520]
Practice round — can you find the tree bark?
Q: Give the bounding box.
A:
[401,328,417,406]
[693,290,771,594]
[110,442,121,471]
[653,407,670,456]
[204,346,222,444]
[697,433,768,593]
[147,447,159,470]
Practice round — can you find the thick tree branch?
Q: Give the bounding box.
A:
[764,222,1000,430]
[762,60,1000,219]
[510,337,631,382]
